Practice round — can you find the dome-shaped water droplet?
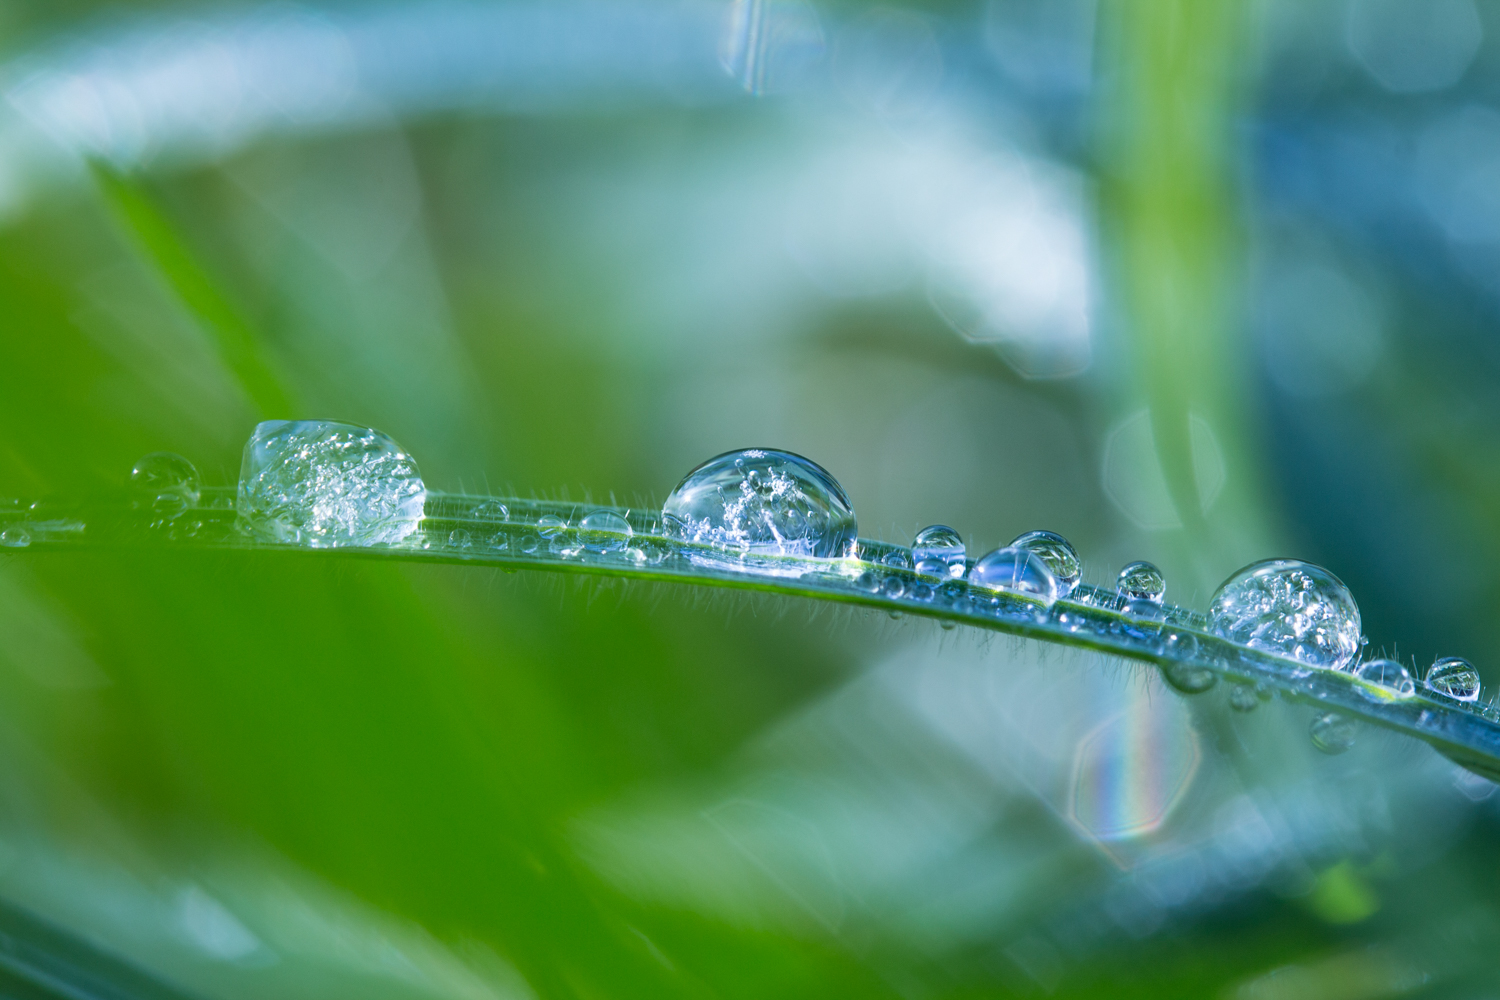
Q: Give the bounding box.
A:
[129,452,201,505]
[1354,658,1415,698]
[1162,661,1217,694]
[661,449,856,560]
[1011,530,1080,596]
[473,499,510,521]
[967,547,1059,606]
[237,420,426,548]
[580,509,633,554]
[1208,560,1361,671]
[1229,683,1259,712]
[1425,656,1481,702]
[880,547,914,571]
[0,527,30,548]
[1309,712,1358,754]
[912,525,965,579]
[1117,560,1165,603]
[536,514,568,539]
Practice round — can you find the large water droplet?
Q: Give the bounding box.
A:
[967,547,1059,605]
[661,449,856,561]
[912,524,965,578]
[1354,658,1416,698]
[1208,559,1361,670]
[1425,656,1481,702]
[1011,530,1080,596]
[237,420,425,548]
[579,509,633,554]
[1117,561,1165,603]
[1309,712,1358,754]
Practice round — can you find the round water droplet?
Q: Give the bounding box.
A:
[880,548,914,571]
[151,492,190,520]
[237,420,426,548]
[1117,560,1165,603]
[579,509,633,554]
[912,525,965,579]
[1309,712,1358,754]
[939,619,957,631]
[473,499,510,521]
[661,449,856,560]
[1208,559,1361,671]
[1160,630,1199,661]
[1162,661,1217,694]
[856,570,880,593]
[129,452,201,506]
[1228,684,1259,712]
[880,576,905,600]
[1354,658,1415,698]
[536,515,568,539]
[1011,530,1080,596]
[448,529,474,549]
[967,547,1059,606]
[0,527,31,548]
[1425,656,1481,702]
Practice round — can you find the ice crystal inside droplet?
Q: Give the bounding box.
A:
[579,509,632,554]
[1425,656,1481,702]
[912,524,965,578]
[1208,559,1361,670]
[1354,658,1416,698]
[237,420,425,548]
[1011,530,1080,596]
[661,449,856,560]
[130,452,201,507]
[1310,712,1358,754]
[1117,560,1166,603]
[967,546,1059,606]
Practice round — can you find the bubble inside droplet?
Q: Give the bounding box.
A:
[967,546,1059,606]
[1425,656,1481,702]
[1117,560,1165,603]
[129,452,201,506]
[237,420,426,548]
[1208,559,1361,671]
[580,509,633,554]
[0,527,30,548]
[1354,658,1416,699]
[912,525,965,579]
[1228,684,1259,712]
[1309,712,1358,754]
[1010,530,1080,596]
[661,449,857,561]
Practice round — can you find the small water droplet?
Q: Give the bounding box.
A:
[0,527,31,548]
[856,570,880,593]
[237,420,425,547]
[908,582,934,602]
[1229,684,1259,712]
[579,509,633,554]
[129,452,201,506]
[912,525,965,579]
[1162,661,1217,694]
[1160,630,1199,661]
[880,548,914,570]
[887,610,904,620]
[473,499,510,521]
[537,515,568,540]
[967,547,1059,606]
[1425,656,1481,702]
[151,492,190,520]
[1309,712,1358,754]
[1011,530,1080,596]
[661,449,856,561]
[880,576,905,600]
[939,619,957,631]
[1208,559,1361,670]
[1353,658,1415,698]
[1117,560,1165,603]
[448,529,474,549]
[519,534,541,555]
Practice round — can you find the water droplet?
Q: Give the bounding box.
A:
[1160,630,1199,661]
[1425,656,1481,702]
[880,548,914,570]
[0,527,31,548]
[129,452,201,505]
[151,492,190,520]
[1011,530,1081,596]
[1354,658,1416,698]
[473,499,510,521]
[856,570,880,593]
[880,576,905,600]
[1229,684,1259,712]
[967,547,1059,606]
[237,420,426,548]
[887,610,904,620]
[912,525,965,579]
[579,509,633,554]
[1162,661,1217,694]
[939,619,957,631]
[908,582,934,602]
[1208,560,1361,671]
[1309,712,1358,754]
[448,529,474,549]
[537,515,568,539]
[1117,560,1165,603]
[661,449,856,561]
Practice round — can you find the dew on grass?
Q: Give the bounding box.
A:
[1426,657,1481,702]
[537,515,568,539]
[1354,658,1416,698]
[1163,661,1217,694]
[912,525,965,578]
[1208,559,1361,670]
[129,452,201,504]
[580,509,633,554]
[1117,560,1165,603]
[1011,530,1080,596]
[473,499,510,521]
[1310,712,1358,754]
[0,527,30,548]
[237,420,426,547]
[967,546,1059,606]
[1229,684,1260,712]
[661,449,856,561]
